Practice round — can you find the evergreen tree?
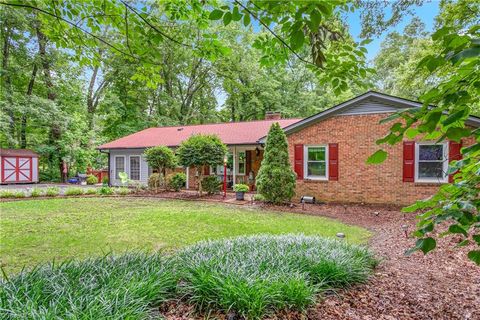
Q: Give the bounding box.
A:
[256,123,296,204]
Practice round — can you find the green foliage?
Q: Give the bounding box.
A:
[256,123,296,204]
[366,149,388,164]
[144,146,178,176]
[374,8,480,264]
[0,190,16,198]
[84,188,97,195]
[86,175,98,185]
[148,173,163,190]
[175,235,376,319]
[64,188,84,196]
[0,235,375,319]
[176,134,227,195]
[114,187,130,196]
[233,183,249,193]
[201,175,221,195]
[45,187,60,197]
[0,253,177,319]
[13,191,26,198]
[97,186,113,196]
[102,176,109,185]
[253,194,266,202]
[30,188,42,197]
[166,172,187,191]
[118,172,131,186]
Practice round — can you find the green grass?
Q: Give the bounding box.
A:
[0,198,370,274]
[0,236,376,319]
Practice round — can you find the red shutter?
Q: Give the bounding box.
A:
[403,141,415,182]
[448,140,462,183]
[328,143,338,181]
[203,165,210,176]
[294,144,304,180]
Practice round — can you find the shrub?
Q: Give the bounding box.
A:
[233,183,249,193]
[202,175,221,195]
[45,187,60,197]
[0,190,16,198]
[0,236,375,320]
[167,172,186,191]
[0,254,178,319]
[13,191,26,198]
[97,186,114,196]
[115,187,130,196]
[65,187,84,196]
[144,146,177,185]
[256,123,296,204]
[102,176,109,185]
[176,134,227,195]
[175,235,376,319]
[86,175,98,185]
[85,188,97,195]
[148,173,163,190]
[30,188,43,197]
[253,193,265,202]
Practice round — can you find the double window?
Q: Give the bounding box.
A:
[415,142,448,183]
[304,146,327,180]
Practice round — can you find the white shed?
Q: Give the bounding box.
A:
[0,149,39,184]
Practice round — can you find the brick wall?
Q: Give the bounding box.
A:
[287,113,473,205]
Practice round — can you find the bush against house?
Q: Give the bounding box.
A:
[256,123,296,204]
[144,146,178,185]
[176,134,227,195]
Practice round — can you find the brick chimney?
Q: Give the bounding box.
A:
[265,111,281,120]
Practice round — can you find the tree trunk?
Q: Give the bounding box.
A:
[36,23,65,181]
[1,22,15,146]
[20,64,38,148]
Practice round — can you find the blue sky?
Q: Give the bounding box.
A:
[347,1,440,60]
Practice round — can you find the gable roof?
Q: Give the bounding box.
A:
[98,118,302,150]
[0,148,38,157]
[259,91,480,142]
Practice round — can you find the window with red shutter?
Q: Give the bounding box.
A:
[328,143,338,181]
[403,141,415,182]
[294,144,304,180]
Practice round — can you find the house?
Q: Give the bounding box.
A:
[98,91,480,205]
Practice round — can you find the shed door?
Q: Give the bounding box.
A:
[2,157,32,183]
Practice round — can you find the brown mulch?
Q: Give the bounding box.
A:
[159,202,480,320]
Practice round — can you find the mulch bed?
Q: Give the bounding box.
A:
[159,202,480,320]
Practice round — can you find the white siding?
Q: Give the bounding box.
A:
[338,98,403,116]
[109,149,149,186]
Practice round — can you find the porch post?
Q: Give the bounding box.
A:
[232,146,236,186]
[185,167,189,189]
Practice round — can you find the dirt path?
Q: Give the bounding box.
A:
[279,203,480,320]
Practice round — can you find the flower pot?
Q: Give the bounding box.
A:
[236,191,245,201]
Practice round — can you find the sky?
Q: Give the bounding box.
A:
[347,0,440,61]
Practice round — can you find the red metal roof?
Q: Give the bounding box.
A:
[0,148,38,157]
[98,119,301,150]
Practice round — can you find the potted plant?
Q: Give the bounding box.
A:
[233,183,249,201]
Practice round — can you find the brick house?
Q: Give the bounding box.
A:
[98,91,480,205]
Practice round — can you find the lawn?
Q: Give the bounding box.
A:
[0,198,370,274]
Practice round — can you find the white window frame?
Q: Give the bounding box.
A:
[114,155,126,180]
[415,141,449,183]
[304,145,328,180]
[129,155,141,181]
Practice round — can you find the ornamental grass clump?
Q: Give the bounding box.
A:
[64,187,84,196]
[175,234,376,319]
[0,253,178,319]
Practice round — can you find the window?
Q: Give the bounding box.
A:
[115,156,125,179]
[238,151,246,175]
[304,146,327,179]
[130,156,140,181]
[415,142,448,182]
[217,153,233,175]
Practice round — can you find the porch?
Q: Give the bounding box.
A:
[186,145,264,190]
